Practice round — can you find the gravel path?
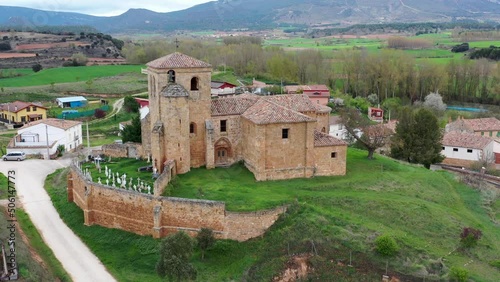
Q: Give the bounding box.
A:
[0,159,116,282]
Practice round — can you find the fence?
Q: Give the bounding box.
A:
[57,105,110,119]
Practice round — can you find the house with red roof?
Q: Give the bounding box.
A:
[0,101,47,127]
[8,118,82,159]
[284,84,331,106]
[141,52,347,181]
[441,132,495,168]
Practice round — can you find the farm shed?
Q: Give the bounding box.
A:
[56,96,88,108]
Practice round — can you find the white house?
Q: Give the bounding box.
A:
[8,118,82,159]
[441,132,495,168]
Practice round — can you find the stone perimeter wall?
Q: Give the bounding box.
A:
[68,165,286,241]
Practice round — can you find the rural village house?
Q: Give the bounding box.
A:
[141,52,347,181]
[441,132,495,168]
[284,84,330,106]
[0,101,47,126]
[211,80,238,97]
[8,118,82,158]
[445,117,500,168]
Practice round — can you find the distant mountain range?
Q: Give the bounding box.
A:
[1,0,500,33]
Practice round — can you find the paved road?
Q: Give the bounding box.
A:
[0,159,116,282]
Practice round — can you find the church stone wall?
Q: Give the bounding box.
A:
[210,115,244,164]
[224,206,287,241]
[68,165,285,241]
[313,145,347,176]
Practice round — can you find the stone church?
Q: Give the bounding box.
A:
[141,52,347,181]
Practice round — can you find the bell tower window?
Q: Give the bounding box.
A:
[167,70,176,83]
[190,77,199,91]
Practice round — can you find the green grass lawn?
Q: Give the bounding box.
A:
[0,65,143,87]
[0,206,66,281]
[0,68,34,78]
[87,109,136,146]
[0,173,8,199]
[46,149,500,281]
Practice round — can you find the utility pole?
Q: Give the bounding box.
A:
[86,122,90,159]
[45,124,50,160]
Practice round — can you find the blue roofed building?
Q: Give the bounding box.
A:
[56,96,88,108]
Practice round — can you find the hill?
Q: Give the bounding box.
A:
[45,149,500,281]
[1,0,500,33]
[0,30,125,69]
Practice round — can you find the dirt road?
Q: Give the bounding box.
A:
[0,159,116,282]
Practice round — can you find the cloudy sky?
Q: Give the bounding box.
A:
[0,0,210,16]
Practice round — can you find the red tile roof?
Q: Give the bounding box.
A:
[242,99,315,125]
[146,52,211,69]
[20,118,81,130]
[442,132,493,150]
[211,96,258,116]
[314,130,347,147]
[0,101,47,113]
[264,94,318,113]
[463,117,500,132]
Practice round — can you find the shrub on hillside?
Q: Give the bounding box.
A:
[375,234,399,257]
[94,109,106,119]
[32,63,43,73]
[449,266,469,282]
[0,42,11,51]
[460,227,482,248]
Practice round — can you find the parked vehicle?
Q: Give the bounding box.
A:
[2,152,26,161]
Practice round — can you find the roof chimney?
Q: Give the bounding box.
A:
[14,106,17,111]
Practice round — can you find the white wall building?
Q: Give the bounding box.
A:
[8,118,82,159]
[441,132,495,167]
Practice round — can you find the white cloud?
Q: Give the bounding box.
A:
[0,0,210,16]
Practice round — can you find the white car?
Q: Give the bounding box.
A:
[2,152,26,161]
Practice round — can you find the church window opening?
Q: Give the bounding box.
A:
[321,127,326,133]
[331,152,337,158]
[190,122,196,134]
[282,128,289,139]
[167,70,176,83]
[220,120,227,132]
[190,77,199,91]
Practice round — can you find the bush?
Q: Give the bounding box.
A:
[0,42,11,51]
[449,266,469,282]
[460,227,482,248]
[451,43,469,53]
[375,235,399,257]
[94,109,106,119]
[489,259,500,269]
[32,63,43,73]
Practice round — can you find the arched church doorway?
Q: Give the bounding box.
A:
[214,138,232,166]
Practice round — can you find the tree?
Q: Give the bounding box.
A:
[123,96,140,113]
[156,231,197,282]
[391,107,444,168]
[121,114,142,143]
[32,63,43,73]
[196,228,215,260]
[422,91,446,114]
[339,107,392,159]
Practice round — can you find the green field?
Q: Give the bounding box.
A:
[46,149,500,281]
[0,65,143,87]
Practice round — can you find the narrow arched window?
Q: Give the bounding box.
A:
[190,122,196,134]
[321,127,326,133]
[190,77,199,90]
[167,70,176,83]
